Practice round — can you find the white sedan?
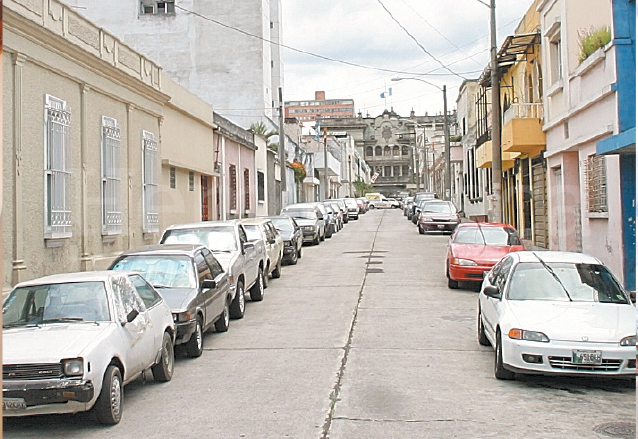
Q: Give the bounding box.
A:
[478,251,636,380]
[3,271,175,424]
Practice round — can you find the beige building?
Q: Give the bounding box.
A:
[2,0,222,290]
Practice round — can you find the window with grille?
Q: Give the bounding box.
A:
[244,169,250,211]
[101,116,122,235]
[229,165,237,210]
[143,131,159,233]
[140,0,175,14]
[45,95,72,238]
[189,172,194,191]
[169,167,176,189]
[257,171,265,202]
[584,155,607,212]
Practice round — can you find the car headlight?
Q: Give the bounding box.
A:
[620,335,636,346]
[172,311,192,323]
[62,358,84,377]
[450,258,478,266]
[284,240,291,247]
[421,216,433,222]
[508,329,550,342]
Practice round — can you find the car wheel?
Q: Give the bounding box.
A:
[494,330,515,380]
[412,216,418,224]
[320,229,325,241]
[289,248,298,265]
[229,280,245,319]
[418,225,425,235]
[214,299,230,333]
[477,308,490,347]
[447,265,459,289]
[151,331,175,382]
[250,268,265,301]
[185,317,204,358]
[94,365,123,425]
[313,234,320,245]
[297,245,303,259]
[272,258,282,278]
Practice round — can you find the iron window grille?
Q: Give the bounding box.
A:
[143,131,159,233]
[244,169,250,211]
[45,95,72,238]
[229,165,237,210]
[584,155,608,213]
[189,172,194,191]
[101,116,122,235]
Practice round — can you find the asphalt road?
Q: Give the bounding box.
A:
[4,209,636,439]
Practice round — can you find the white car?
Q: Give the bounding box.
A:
[3,271,175,424]
[478,251,636,380]
[242,218,284,282]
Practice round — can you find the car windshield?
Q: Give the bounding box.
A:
[270,218,292,232]
[111,255,197,289]
[344,199,357,207]
[243,225,263,241]
[283,209,315,220]
[507,262,629,304]
[3,281,110,326]
[162,227,238,252]
[421,203,453,213]
[454,227,520,245]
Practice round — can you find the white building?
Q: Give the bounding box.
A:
[62,0,284,129]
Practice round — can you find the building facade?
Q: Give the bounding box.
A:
[285,91,355,122]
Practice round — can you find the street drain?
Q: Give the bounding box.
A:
[360,255,385,258]
[593,422,636,438]
[366,268,384,273]
[366,261,383,265]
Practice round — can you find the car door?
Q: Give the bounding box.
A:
[194,250,218,329]
[202,248,227,318]
[482,256,514,339]
[268,222,283,262]
[111,275,154,376]
[238,225,258,284]
[129,274,171,352]
[290,217,302,251]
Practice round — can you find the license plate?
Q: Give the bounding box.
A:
[3,398,27,411]
[437,224,445,230]
[572,350,602,364]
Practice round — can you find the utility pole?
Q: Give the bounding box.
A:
[323,127,329,200]
[489,0,502,222]
[348,156,353,197]
[443,85,451,201]
[278,87,287,208]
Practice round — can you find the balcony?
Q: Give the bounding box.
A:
[476,140,517,171]
[502,103,545,157]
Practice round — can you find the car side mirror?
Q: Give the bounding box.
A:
[483,285,501,299]
[243,241,255,251]
[201,279,217,289]
[124,309,139,325]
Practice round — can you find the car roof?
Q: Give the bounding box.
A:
[241,218,270,226]
[509,251,602,265]
[14,270,134,288]
[456,222,516,229]
[282,203,317,209]
[164,220,241,231]
[117,244,205,257]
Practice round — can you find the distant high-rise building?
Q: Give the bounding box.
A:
[63,0,283,129]
[285,91,355,121]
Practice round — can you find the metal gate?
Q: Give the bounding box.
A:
[532,162,548,248]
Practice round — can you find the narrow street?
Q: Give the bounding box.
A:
[4,209,635,439]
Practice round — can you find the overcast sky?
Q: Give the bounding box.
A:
[281,0,535,118]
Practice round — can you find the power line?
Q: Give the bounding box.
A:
[375,0,466,80]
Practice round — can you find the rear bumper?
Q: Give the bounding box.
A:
[419,221,459,231]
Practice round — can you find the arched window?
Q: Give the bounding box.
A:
[402,146,409,156]
[384,146,391,156]
[375,146,382,156]
[366,146,373,156]
[393,146,400,156]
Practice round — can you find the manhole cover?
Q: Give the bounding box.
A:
[366,268,384,273]
[593,422,636,438]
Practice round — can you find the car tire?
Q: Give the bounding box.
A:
[418,225,425,235]
[250,268,265,301]
[271,258,282,278]
[94,365,123,425]
[229,280,245,319]
[477,308,490,347]
[289,249,298,265]
[320,229,325,241]
[185,317,204,358]
[297,245,303,259]
[151,331,175,382]
[313,234,320,245]
[495,331,515,380]
[447,266,459,289]
[214,300,230,333]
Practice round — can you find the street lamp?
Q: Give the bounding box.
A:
[391,77,451,200]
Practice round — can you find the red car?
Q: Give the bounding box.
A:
[445,223,525,289]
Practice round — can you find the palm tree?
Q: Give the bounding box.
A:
[249,122,278,151]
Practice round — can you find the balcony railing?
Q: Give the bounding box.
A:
[503,103,543,126]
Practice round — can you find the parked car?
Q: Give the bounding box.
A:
[281,203,325,245]
[403,197,414,216]
[322,202,340,233]
[332,199,349,224]
[159,220,266,306]
[242,218,284,280]
[326,201,344,230]
[265,215,303,265]
[339,198,360,220]
[387,198,401,208]
[355,198,367,214]
[2,271,175,424]
[416,200,460,234]
[411,192,438,219]
[446,223,526,289]
[110,244,233,358]
[478,251,636,380]
[312,202,333,238]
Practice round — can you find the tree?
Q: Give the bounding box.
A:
[249,122,279,152]
[353,179,374,197]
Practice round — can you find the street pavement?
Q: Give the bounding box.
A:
[4,209,636,439]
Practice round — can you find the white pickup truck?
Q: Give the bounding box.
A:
[159,220,267,319]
